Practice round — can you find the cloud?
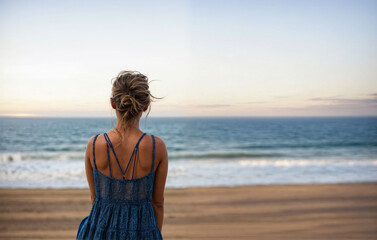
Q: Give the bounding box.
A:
[307,94,377,105]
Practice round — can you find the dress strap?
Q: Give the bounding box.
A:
[92,134,100,170]
[129,133,147,179]
[103,132,147,180]
[104,136,113,177]
[152,135,155,173]
[103,133,122,176]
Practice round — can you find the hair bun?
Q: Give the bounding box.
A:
[111,70,162,126]
[118,94,142,119]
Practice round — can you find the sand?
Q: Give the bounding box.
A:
[0,183,376,240]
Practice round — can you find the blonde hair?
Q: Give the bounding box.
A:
[111,70,160,132]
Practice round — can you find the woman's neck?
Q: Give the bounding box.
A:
[113,118,141,136]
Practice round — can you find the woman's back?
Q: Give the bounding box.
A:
[76,131,164,239]
[95,131,157,180]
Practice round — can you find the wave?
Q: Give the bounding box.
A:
[0,152,285,163]
[237,159,377,167]
[169,153,285,160]
[41,146,86,152]
[237,141,377,150]
[1,148,375,164]
[0,152,84,163]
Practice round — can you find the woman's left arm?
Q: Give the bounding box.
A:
[85,137,96,206]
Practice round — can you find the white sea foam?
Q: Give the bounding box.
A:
[1,157,376,188]
[0,152,85,163]
[0,153,23,163]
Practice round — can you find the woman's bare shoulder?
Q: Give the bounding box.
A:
[86,134,101,148]
[152,135,166,146]
[85,134,104,156]
[151,135,168,161]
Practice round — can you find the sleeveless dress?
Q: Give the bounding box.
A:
[76,132,163,240]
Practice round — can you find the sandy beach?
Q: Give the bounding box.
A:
[0,183,376,240]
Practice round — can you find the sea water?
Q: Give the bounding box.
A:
[0,116,376,188]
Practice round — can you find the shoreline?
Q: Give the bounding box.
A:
[1,180,376,190]
[1,183,376,239]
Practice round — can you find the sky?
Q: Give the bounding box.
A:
[0,0,376,117]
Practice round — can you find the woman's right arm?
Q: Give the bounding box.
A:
[152,136,168,231]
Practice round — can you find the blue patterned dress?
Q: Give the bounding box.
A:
[77,132,163,239]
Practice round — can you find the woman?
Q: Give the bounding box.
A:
[76,71,168,239]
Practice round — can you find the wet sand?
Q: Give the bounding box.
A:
[0,183,376,240]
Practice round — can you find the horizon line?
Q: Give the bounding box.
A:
[1,115,377,119]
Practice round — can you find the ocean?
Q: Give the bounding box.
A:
[0,116,376,188]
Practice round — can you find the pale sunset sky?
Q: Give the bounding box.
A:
[0,0,376,117]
